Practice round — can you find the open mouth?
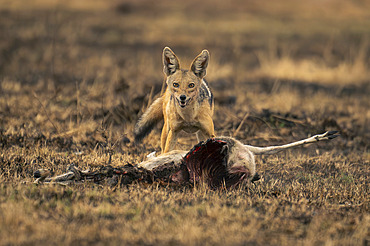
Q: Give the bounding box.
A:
[179,100,186,108]
[176,98,190,108]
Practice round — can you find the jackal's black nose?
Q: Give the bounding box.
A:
[179,95,186,101]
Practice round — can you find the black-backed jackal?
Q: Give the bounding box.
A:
[134,47,215,153]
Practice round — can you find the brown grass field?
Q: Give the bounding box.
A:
[0,0,369,245]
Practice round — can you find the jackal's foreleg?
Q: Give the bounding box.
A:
[198,114,215,140]
[163,129,178,153]
[161,121,169,152]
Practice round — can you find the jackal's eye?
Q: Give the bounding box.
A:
[188,83,195,88]
[173,82,179,88]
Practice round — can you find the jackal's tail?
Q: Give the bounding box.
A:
[134,97,164,142]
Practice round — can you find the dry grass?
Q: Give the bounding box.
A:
[252,39,370,85]
[0,0,369,245]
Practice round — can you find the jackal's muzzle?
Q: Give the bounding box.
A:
[177,95,191,108]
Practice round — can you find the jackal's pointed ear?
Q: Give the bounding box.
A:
[190,50,209,78]
[163,47,180,76]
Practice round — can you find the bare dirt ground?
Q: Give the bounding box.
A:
[0,0,369,245]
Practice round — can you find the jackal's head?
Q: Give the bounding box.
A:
[163,47,209,108]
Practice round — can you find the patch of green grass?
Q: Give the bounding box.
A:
[339,172,354,184]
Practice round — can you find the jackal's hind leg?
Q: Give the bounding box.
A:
[196,130,209,142]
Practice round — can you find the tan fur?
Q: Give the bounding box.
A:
[134,47,215,153]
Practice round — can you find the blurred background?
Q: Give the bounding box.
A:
[0,0,369,152]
